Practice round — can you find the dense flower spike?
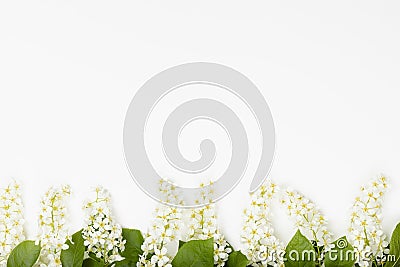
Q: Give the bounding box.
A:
[348,176,389,267]
[281,187,332,247]
[187,205,232,267]
[242,181,284,267]
[82,186,126,264]
[35,185,71,267]
[138,180,183,267]
[187,183,232,267]
[0,181,25,266]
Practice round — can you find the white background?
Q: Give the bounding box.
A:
[1,1,400,248]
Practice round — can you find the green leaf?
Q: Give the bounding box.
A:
[112,229,144,267]
[114,259,136,267]
[172,238,214,267]
[60,230,85,267]
[179,240,186,249]
[120,228,144,262]
[324,236,355,267]
[226,251,248,267]
[82,258,104,267]
[386,223,400,267]
[285,230,316,267]
[7,240,41,267]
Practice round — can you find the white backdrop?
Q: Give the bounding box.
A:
[1,1,400,249]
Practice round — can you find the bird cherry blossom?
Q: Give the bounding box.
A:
[186,182,232,267]
[242,181,284,267]
[35,185,71,267]
[138,180,183,267]
[82,186,126,265]
[348,176,389,267]
[0,181,25,267]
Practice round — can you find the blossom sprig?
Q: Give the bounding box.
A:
[138,180,183,267]
[281,187,332,247]
[138,207,181,267]
[0,181,25,266]
[188,205,232,267]
[35,185,71,267]
[280,186,332,266]
[82,186,126,265]
[348,176,389,267]
[158,179,185,207]
[241,181,284,267]
[187,183,232,267]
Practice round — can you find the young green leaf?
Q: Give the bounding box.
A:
[82,258,104,267]
[324,236,355,267]
[386,223,400,267]
[60,229,85,267]
[7,240,41,267]
[285,230,316,267]
[226,251,248,267]
[172,238,214,267]
[121,229,144,260]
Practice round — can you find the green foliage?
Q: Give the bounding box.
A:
[172,238,214,267]
[386,223,400,267]
[285,230,316,267]
[324,236,355,267]
[82,258,104,267]
[114,259,137,267]
[115,228,144,266]
[179,240,186,249]
[7,240,41,267]
[226,251,248,267]
[61,230,85,267]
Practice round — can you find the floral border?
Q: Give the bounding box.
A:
[1,176,398,267]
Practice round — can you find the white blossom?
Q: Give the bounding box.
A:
[186,182,232,267]
[281,187,332,248]
[348,176,388,266]
[242,181,284,267]
[82,186,125,264]
[0,181,25,266]
[35,185,71,267]
[138,180,182,267]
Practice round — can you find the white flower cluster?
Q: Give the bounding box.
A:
[138,180,183,267]
[242,181,284,267]
[348,176,389,267]
[158,179,184,207]
[188,204,232,267]
[281,187,332,247]
[35,185,71,267]
[0,181,25,267]
[82,186,125,264]
[187,183,232,267]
